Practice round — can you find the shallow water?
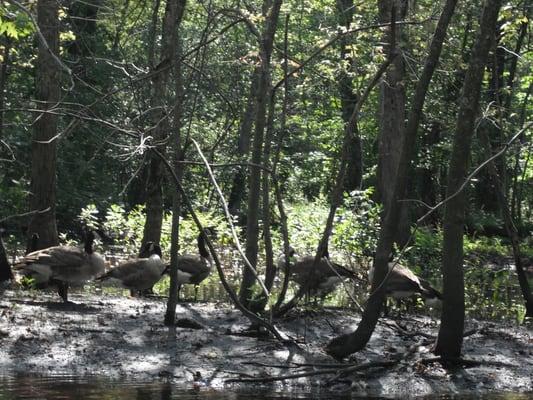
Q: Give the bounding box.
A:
[0,375,531,400]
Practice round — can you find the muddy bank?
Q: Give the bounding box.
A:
[0,289,531,398]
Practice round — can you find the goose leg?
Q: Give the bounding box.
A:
[57,281,69,303]
[194,285,199,302]
[177,285,181,302]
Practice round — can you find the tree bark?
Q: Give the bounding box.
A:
[27,0,61,250]
[141,0,186,251]
[434,0,502,359]
[227,71,259,219]
[376,0,410,247]
[478,128,533,317]
[326,0,458,359]
[336,0,362,192]
[239,0,283,308]
[0,35,11,141]
[164,0,187,325]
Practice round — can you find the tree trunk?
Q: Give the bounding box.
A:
[376,0,410,247]
[326,0,458,359]
[164,0,187,325]
[27,0,61,250]
[239,0,283,308]
[434,0,502,359]
[227,71,259,220]
[141,0,185,251]
[337,0,362,192]
[478,129,533,317]
[0,35,11,141]
[475,28,505,215]
[416,122,441,225]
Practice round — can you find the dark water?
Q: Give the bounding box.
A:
[0,375,531,400]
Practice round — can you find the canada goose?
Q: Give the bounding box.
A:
[97,242,165,296]
[287,246,357,296]
[368,261,442,307]
[163,228,215,301]
[13,230,105,303]
[0,229,13,296]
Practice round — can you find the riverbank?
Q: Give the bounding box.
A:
[1,289,531,398]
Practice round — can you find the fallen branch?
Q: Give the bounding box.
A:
[419,357,516,368]
[225,360,397,383]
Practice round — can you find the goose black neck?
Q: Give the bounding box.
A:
[84,231,95,254]
[197,232,210,259]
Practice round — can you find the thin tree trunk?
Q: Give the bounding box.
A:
[141,0,185,251]
[434,0,502,359]
[336,0,362,192]
[272,15,292,311]
[262,94,276,292]
[227,71,259,219]
[27,0,60,250]
[164,0,187,325]
[478,129,533,317]
[0,35,11,141]
[510,83,532,222]
[239,0,283,308]
[326,0,458,359]
[376,0,410,247]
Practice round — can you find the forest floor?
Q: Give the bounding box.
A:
[0,288,531,398]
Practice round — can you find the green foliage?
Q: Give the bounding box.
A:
[0,6,33,39]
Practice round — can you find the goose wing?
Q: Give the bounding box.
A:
[16,246,85,269]
[384,263,425,294]
[173,254,211,285]
[100,258,162,290]
[14,246,103,283]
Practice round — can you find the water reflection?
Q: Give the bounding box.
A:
[0,375,531,400]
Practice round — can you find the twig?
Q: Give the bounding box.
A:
[151,148,289,344]
[323,258,364,312]
[0,208,52,224]
[419,357,515,368]
[191,139,270,299]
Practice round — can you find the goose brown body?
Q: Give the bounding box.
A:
[282,247,357,295]
[369,261,441,305]
[13,231,104,302]
[164,229,215,301]
[97,243,165,293]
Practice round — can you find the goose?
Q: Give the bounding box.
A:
[286,246,358,296]
[368,260,442,308]
[0,229,13,296]
[13,230,105,303]
[96,242,165,296]
[163,228,215,301]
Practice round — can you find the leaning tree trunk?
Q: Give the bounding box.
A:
[376,0,410,247]
[141,0,184,251]
[434,0,502,359]
[27,0,60,250]
[326,0,458,359]
[239,0,283,308]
